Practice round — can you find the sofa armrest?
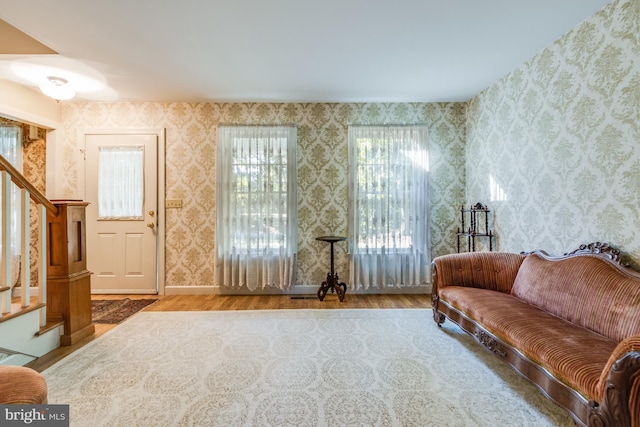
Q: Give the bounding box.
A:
[432,252,526,295]
[592,335,640,427]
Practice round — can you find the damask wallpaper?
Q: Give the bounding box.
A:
[53,0,636,291]
[0,118,46,286]
[58,102,466,290]
[23,126,46,285]
[466,0,639,267]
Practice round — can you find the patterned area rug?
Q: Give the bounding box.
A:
[42,309,573,426]
[91,298,157,324]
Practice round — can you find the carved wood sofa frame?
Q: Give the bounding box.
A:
[431,243,640,427]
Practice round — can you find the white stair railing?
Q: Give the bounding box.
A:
[0,156,57,328]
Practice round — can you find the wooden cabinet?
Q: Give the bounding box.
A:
[46,201,95,346]
[457,203,494,252]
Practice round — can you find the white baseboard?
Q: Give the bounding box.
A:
[164,286,218,295]
[91,289,158,295]
[164,284,431,296]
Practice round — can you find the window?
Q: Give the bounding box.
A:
[215,126,297,291]
[0,124,23,287]
[98,146,144,219]
[348,125,430,289]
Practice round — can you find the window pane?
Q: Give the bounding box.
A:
[216,126,296,254]
[350,126,428,250]
[0,124,22,258]
[0,125,20,165]
[98,146,144,219]
[228,135,288,250]
[348,125,431,288]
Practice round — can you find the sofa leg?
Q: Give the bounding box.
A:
[432,309,445,326]
[431,292,445,326]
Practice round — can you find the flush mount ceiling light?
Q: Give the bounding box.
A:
[6,57,114,101]
[39,75,76,101]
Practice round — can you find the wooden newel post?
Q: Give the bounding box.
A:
[46,200,95,346]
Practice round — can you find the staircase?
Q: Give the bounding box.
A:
[0,295,63,366]
[0,156,64,365]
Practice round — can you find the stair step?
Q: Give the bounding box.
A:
[0,353,36,366]
[0,301,45,323]
[0,308,62,360]
[37,321,64,336]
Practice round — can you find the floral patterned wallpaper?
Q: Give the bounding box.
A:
[466,0,639,267]
[58,102,466,290]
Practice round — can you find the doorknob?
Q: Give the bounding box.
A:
[149,211,155,217]
[147,223,155,229]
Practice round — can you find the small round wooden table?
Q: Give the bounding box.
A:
[315,236,347,302]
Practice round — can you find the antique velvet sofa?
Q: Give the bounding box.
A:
[431,243,640,427]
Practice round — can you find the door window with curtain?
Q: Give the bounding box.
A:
[97,145,144,220]
[0,124,23,287]
[215,125,297,291]
[348,125,430,290]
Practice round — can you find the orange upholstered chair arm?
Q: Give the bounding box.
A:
[0,366,48,404]
[432,252,526,295]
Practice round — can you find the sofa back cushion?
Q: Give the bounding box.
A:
[511,254,640,342]
[433,252,526,293]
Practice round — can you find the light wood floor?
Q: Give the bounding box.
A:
[27,293,429,372]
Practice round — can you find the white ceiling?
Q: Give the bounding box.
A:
[0,0,612,103]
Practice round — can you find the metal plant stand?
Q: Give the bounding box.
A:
[315,236,347,302]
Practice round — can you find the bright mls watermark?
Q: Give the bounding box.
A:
[0,405,69,426]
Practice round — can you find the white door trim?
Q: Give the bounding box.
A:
[82,128,166,295]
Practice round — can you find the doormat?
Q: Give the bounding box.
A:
[91,298,157,324]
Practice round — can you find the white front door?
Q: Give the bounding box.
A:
[85,133,158,294]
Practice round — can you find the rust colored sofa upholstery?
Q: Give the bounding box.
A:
[0,365,48,404]
[431,243,640,427]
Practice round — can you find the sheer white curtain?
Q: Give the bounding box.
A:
[348,125,430,290]
[215,126,297,291]
[98,146,144,219]
[0,125,22,287]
